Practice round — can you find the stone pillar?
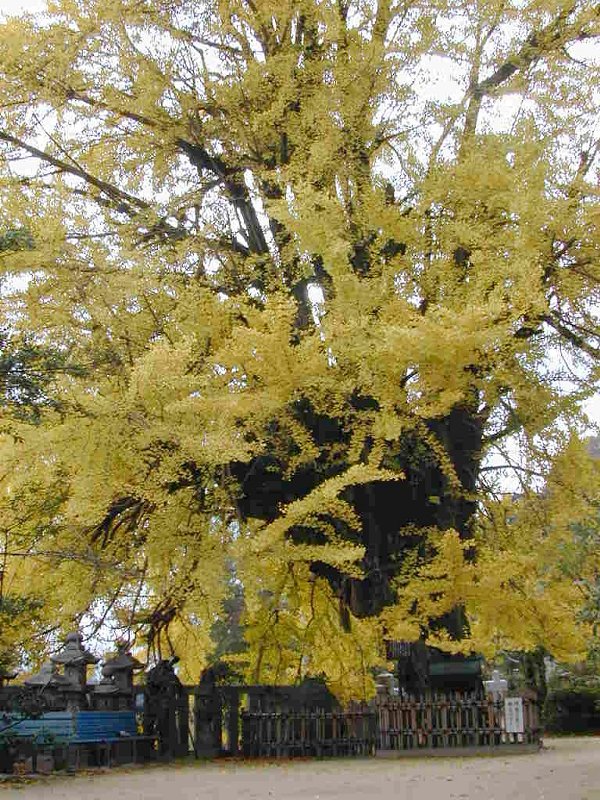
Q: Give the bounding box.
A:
[144,657,186,759]
[195,667,222,758]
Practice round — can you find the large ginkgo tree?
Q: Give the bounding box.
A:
[0,0,598,695]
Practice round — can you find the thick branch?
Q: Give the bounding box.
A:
[0,130,149,212]
[542,312,600,359]
[472,4,599,100]
[17,85,269,255]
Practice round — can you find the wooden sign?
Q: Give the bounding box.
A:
[504,696,525,733]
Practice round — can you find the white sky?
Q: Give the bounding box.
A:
[0,0,45,13]
[0,0,45,16]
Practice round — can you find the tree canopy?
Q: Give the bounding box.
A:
[0,0,598,695]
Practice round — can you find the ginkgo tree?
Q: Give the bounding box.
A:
[0,0,598,694]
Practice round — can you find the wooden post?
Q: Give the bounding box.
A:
[225,688,240,756]
[194,685,222,757]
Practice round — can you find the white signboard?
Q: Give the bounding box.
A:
[504,697,525,734]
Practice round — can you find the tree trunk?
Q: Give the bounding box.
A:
[232,401,484,634]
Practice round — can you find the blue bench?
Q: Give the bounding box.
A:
[0,711,74,742]
[1,710,136,740]
[1,711,156,769]
[75,710,138,740]
[72,711,156,767]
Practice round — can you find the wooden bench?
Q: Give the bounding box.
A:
[1,710,157,770]
[0,710,74,741]
[71,711,156,767]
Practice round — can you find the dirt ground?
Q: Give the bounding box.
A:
[0,737,598,800]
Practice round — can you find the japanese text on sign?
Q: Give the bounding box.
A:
[504,696,524,733]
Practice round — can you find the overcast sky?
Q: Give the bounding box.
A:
[0,0,46,15]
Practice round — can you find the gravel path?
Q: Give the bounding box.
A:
[1,737,598,800]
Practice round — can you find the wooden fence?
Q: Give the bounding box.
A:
[237,693,539,758]
[180,682,337,758]
[111,687,542,760]
[240,707,377,758]
[374,692,540,751]
[2,683,541,771]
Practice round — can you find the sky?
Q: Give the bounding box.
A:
[0,0,46,15]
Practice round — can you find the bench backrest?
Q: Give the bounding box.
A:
[75,711,137,740]
[1,710,137,742]
[0,711,75,741]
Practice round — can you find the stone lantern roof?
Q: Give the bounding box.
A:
[96,642,145,695]
[50,632,99,667]
[24,660,72,688]
[0,668,18,687]
[102,642,144,677]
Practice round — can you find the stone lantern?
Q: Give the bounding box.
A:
[24,661,72,710]
[375,671,399,696]
[94,642,144,709]
[484,669,508,699]
[50,632,99,710]
[25,660,71,689]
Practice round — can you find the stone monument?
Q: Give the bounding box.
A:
[484,669,508,699]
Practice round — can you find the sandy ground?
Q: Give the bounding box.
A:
[0,737,598,800]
